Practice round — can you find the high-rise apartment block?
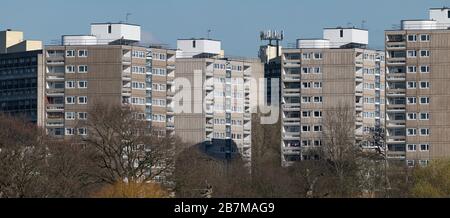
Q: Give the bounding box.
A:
[0,29,43,122]
[40,23,175,137]
[175,39,263,164]
[281,28,385,166]
[385,8,450,166]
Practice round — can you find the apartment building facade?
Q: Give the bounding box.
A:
[175,39,263,164]
[385,8,450,166]
[42,23,175,138]
[281,28,385,166]
[0,29,43,122]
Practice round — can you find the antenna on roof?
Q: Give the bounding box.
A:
[207,29,212,39]
[361,20,367,29]
[126,13,132,23]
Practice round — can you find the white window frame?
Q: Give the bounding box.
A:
[66,65,75,73]
[407,128,417,136]
[420,144,430,151]
[407,66,417,73]
[420,50,430,57]
[65,112,76,120]
[78,65,88,73]
[78,112,88,120]
[65,81,76,89]
[65,96,76,104]
[78,96,88,104]
[407,113,417,121]
[420,65,430,73]
[407,97,417,105]
[66,50,75,57]
[419,112,430,121]
[420,128,430,136]
[420,97,430,105]
[407,144,417,151]
[78,49,88,57]
[419,81,430,89]
[78,81,88,89]
[407,50,417,58]
[65,128,75,136]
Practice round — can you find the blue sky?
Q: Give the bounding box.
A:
[0,0,448,56]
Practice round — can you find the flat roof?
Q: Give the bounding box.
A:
[178,38,221,42]
[90,22,140,27]
[323,27,368,31]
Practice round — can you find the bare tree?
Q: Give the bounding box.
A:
[0,114,47,198]
[319,103,364,197]
[82,103,177,185]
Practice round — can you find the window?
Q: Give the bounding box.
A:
[302,67,311,74]
[420,112,430,120]
[407,50,417,58]
[407,81,417,89]
[302,111,311,118]
[78,50,88,57]
[407,66,417,73]
[192,40,196,48]
[66,96,76,104]
[420,50,430,57]
[340,29,344,38]
[302,97,311,103]
[407,144,417,151]
[420,34,430,41]
[302,126,311,132]
[152,114,166,122]
[132,66,145,74]
[78,96,88,104]
[152,83,166,91]
[65,112,76,120]
[108,25,112,34]
[313,82,322,88]
[152,68,167,76]
[314,111,322,118]
[78,128,87,136]
[407,35,417,42]
[66,50,75,57]
[407,128,417,136]
[314,53,323,60]
[66,65,75,73]
[420,128,430,136]
[420,97,430,105]
[78,112,87,120]
[407,97,416,105]
[420,65,430,73]
[132,82,145,89]
[314,125,322,132]
[314,67,321,74]
[65,128,75,136]
[420,144,430,151]
[419,160,429,167]
[407,160,415,167]
[302,82,311,89]
[131,97,145,105]
[78,65,88,73]
[152,99,166,107]
[302,53,311,60]
[314,96,323,103]
[65,81,76,89]
[78,81,88,89]
[407,113,417,120]
[420,81,430,89]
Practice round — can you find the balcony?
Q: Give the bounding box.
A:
[283,75,301,82]
[46,104,64,112]
[386,42,406,50]
[46,88,65,97]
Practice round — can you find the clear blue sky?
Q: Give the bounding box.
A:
[0,0,448,56]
